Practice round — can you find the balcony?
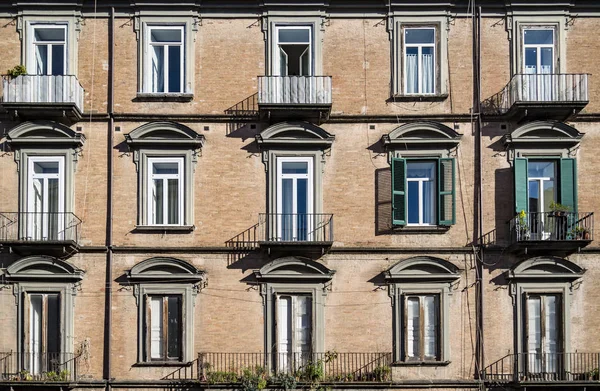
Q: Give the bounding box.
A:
[258,76,332,124]
[164,352,392,383]
[508,211,593,255]
[483,353,600,385]
[0,352,81,383]
[0,212,82,256]
[482,73,588,122]
[2,75,84,124]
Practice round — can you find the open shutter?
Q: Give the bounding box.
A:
[514,158,529,214]
[392,158,407,226]
[438,158,455,225]
[560,158,577,213]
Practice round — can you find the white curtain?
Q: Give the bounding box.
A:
[423,296,437,358]
[150,297,163,359]
[406,53,418,93]
[407,297,420,358]
[527,297,542,372]
[422,53,434,94]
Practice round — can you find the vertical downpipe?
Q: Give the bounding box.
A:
[104,6,115,390]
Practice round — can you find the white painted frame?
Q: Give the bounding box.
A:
[147,157,184,226]
[273,25,313,77]
[27,23,68,75]
[406,161,436,226]
[403,27,436,95]
[144,25,185,93]
[522,27,555,74]
[276,156,314,241]
[27,156,65,240]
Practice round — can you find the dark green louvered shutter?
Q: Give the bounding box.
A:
[438,158,455,225]
[392,158,406,226]
[560,158,577,213]
[514,158,528,214]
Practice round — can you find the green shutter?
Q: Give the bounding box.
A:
[392,158,406,226]
[438,158,455,225]
[560,158,577,213]
[514,158,528,214]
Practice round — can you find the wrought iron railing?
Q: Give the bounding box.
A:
[2,75,84,113]
[483,352,600,383]
[258,213,333,243]
[0,352,81,382]
[164,352,392,382]
[0,212,82,243]
[509,211,593,243]
[258,76,332,105]
[482,73,588,115]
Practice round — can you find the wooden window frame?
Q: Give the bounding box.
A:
[145,294,183,362]
[403,294,440,362]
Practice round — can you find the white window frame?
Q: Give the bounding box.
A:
[276,156,314,241]
[26,292,62,375]
[405,294,440,361]
[524,293,562,375]
[147,294,182,362]
[273,25,313,77]
[144,25,185,93]
[403,27,436,95]
[28,23,68,76]
[276,293,313,372]
[147,157,184,226]
[406,160,437,226]
[27,156,65,240]
[522,27,555,74]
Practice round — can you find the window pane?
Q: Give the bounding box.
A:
[279,45,308,76]
[150,297,163,359]
[34,28,65,42]
[152,46,165,92]
[300,46,310,76]
[421,47,434,93]
[407,181,419,224]
[278,28,310,43]
[282,179,293,240]
[168,45,181,92]
[151,29,182,43]
[528,161,556,179]
[525,48,538,73]
[35,45,48,74]
[282,162,308,174]
[34,161,59,174]
[407,162,436,178]
[524,29,553,45]
[48,178,59,239]
[297,179,308,240]
[423,296,438,359]
[47,294,60,354]
[540,48,553,73]
[153,162,179,175]
[295,296,312,355]
[51,45,65,75]
[167,296,181,359]
[405,47,418,93]
[167,178,179,224]
[545,296,558,355]
[405,28,435,44]
[422,178,436,225]
[528,180,540,213]
[30,295,43,355]
[527,296,542,354]
[153,179,164,225]
[407,297,420,358]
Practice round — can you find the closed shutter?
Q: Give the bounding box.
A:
[560,158,577,213]
[438,158,455,225]
[392,158,407,226]
[514,158,529,214]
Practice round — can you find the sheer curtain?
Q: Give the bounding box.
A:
[422,53,434,94]
[406,53,418,93]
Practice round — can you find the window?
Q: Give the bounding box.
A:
[145,26,184,93]
[276,157,313,240]
[392,158,455,227]
[404,28,435,95]
[276,294,312,370]
[523,28,555,75]
[274,26,312,76]
[146,295,182,361]
[27,157,65,240]
[25,293,61,374]
[31,25,67,76]
[148,158,184,226]
[524,294,561,374]
[405,295,439,361]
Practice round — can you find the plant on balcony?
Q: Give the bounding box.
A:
[371,364,391,382]
[517,210,530,240]
[571,226,591,240]
[588,367,599,380]
[272,372,297,391]
[239,366,268,391]
[549,201,571,216]
[44,370,70,382]
[6,65,26,78]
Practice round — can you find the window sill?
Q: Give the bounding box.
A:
[134,93,194,102]
[392,225,451,234]
[392,360,451,367]
[389,93,449,102]
[133,361,190,367]
[134,225,195,233]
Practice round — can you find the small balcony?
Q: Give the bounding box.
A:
[0,212,82,256]
[2,75,84,124]
[164,352,392,383]
[258,76,332,124]
[508,211,593,255]
[482,73,589,122]
[483,352,600,384]
[0,352,81,382]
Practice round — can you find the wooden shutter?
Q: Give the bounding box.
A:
[392,158,407,226]
[560,158,577,213]
[514,158,529,214]
[438,158,455,225]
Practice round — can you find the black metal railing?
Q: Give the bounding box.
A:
[509,211,593,243]
[258,213,334,243]
[258,76,332,105]
[163,352,392,383]
[0,352,80,382]
[483,352,600,383]
[0,212,82,243]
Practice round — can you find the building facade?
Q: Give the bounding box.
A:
[0,1,598,391]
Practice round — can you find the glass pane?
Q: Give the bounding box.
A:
[525,47,538,73]
[278,28,310,43]
[423,178,435,225]
[167,296,181,359]
[421,47,434,93]
[51,45,65,75]
[545,296,558,354]
[282,162,308,174]
[47,294,60,354]
[407,297,420,358]
[150,28,182,43]
[423,296,438,359]
[29,294,43,374]
[528,161,556,179]
[540,48,553,73]
[297,179,308,240]
[300,46,310,76]
[48,178,59,240]
[35,45,48,75]
[168,45,181,92]
[407,181,419,224]
[296,296,312,355]
[153,179,164,225]
[153,162,179,175]
[152,46,165,92]
[150,297,163,359]
[280,45,308,76]
[528,180,540,213]
[282,179,293,240]
[405,28,435,44]
[527,296,542,373]
[34,28,65,42]
[407,161,436,179]
[167,178,179,224]
[33,161,59,174]
[405,47,418,93]
[524,29,553,45]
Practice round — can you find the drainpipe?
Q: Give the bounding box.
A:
[104,6,115,389]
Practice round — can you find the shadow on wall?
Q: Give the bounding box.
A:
[225,93,259,136]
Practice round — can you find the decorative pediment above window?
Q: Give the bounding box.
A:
[254,256,335,283]
[6,120,86,148]
[504,121,583,150]
[4,255,84,282]
[256,121,335,149]
[125,121,205,149]
[127,257,204,283]
[385,256,460,283]
[506,256,585,282]
[381,122,461,152]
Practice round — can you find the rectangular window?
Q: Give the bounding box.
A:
[146,295,182,361]
[404,295,439,361]
[276,294,312,371]
[274,26,312,76]
[525,294,561,375]
[32,25,67,76]
[25,293,61,374]
[392,158,455,227]
[26,157,65,241]
[147,157,184,226]
[522,27,556,101]
[276,157,313,241]
[146,26,184,93]
[404,28,436,94]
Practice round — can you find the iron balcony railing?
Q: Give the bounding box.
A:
[164,352,392,383]
[2,74,84,112]
[258,76,332,105]
[0,352,81,382]
[482,73,588,115]
[0,212,82,243]
[483,352,600,383]
[258,213,333,243]
[510,211,593,243]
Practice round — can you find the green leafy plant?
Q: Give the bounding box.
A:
[589,367,599,380]
[549,201,571,213]
[239,366,268,391]
[206,370,239,384]
[19,370,33,381]
[371,365,391,382]
[6,65,26,78]
[272,372,297,391]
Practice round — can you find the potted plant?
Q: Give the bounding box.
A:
[517,210,530,240]
[549,201,570,217]
[6,64,26,78]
